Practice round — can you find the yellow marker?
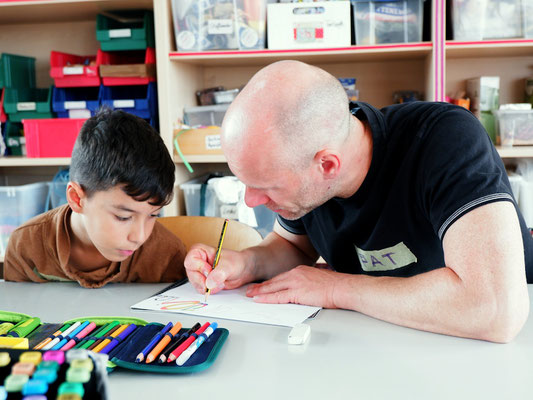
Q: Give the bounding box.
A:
[0,322,14,335]
[0,337,29,349]
[92,324,128,353]
[0,352,11,367]
[20,351,42,365]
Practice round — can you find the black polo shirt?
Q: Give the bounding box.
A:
[278,101,533,282]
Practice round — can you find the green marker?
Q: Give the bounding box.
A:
[0,322,15,335]
[7,317,41,338]
[79,321,119,349]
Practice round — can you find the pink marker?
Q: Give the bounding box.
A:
[60,322,97,351]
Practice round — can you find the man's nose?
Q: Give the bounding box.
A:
[244,186,269,208]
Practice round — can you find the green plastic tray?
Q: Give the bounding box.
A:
[96,10,155,51]
[0,53,36,88]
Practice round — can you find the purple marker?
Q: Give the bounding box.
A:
[99,324,137,355]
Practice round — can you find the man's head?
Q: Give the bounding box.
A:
[221,60,362,220]
[67,108,175,262]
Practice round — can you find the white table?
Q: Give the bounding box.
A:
[1,281,532,400]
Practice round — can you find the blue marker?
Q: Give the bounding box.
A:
[135,322,172,363]
[52,321,90,351]
[176,322,218,366]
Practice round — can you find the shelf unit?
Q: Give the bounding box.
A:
[0,0,532,230]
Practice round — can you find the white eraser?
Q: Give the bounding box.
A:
[288,323,311,345]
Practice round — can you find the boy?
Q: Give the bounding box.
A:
[4,108,187,288]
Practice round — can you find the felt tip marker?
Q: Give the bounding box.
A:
[167,322,210,363]
[176,322,218,366]
[158,322,201,364]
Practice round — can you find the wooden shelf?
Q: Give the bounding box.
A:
[0,254,3,263]
[174,148,533,164]
[0,157,71,167]
[174,154,227,164]
[496,146,533,159]
[169,43,433,67]
[0,0,153,24]
[446,39,533,59]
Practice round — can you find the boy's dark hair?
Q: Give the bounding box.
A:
[70,108,175,206]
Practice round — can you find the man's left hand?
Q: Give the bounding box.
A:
[245,265,344,308]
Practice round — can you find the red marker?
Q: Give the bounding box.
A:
[167,322,210,363]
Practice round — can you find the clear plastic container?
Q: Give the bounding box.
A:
[0,182,50,256]
[180,173,276,238]
[351,0,423,45]
[171,0,267,51]
[452,0,523,41]
[493,109,533,147]
[183,104,229,127]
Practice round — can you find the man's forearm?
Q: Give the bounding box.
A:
[243,232,317,282]
[334,267,529,343]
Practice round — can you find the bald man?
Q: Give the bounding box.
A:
[185,60,533,342]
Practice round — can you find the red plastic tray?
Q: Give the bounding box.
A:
[50,51,100,88]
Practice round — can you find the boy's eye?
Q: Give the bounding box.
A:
[115,215,131,222]
[150,214,159,218]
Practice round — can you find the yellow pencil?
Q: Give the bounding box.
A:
[204,218,229,303]
[92,324,128,353]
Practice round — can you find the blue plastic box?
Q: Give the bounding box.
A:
[99,83,157,121]
[52,86,100,118]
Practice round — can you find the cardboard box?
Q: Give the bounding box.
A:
[267,1,351,50]
[174,127,223,155]
[466,76,500,117]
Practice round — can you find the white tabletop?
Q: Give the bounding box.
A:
[1,281,532,400]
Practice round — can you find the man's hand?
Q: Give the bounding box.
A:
[184,243,255,295]
[245,265,345,309]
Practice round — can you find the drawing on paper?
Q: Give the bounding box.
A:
[159,300,207,311]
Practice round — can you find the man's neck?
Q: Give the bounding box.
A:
[338,118,373,198]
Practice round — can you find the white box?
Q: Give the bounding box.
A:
[267,1,351,50]
[466,76,500,117]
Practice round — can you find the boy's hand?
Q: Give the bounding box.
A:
[184,243,253,295]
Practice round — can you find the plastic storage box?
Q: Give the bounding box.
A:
[22,118,87,157]
[0,182,50,256]
[3,87,54,122]
[49,51,100,88]
[352,0,423,45]
[452,0,523,41]
[184,104,229,127]
[96,10,155,51]
[493,109,533,147]
[180,174,276,238]
[100,83,157,121]
[171,0,267,51]
[52,86,100,118]
[3,122,25,156]
[98,47,156,86]
[0,53,36,88]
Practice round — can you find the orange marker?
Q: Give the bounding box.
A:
[92,324,128,353]
[145,322,183,364]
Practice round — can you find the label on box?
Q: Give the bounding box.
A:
[220,204,238,220]
[69,109,91,119]
[294,22,323,43]
[109,28,132,38]
[205,135,221,150]
[113,99,135,108]
[208,19,234,35]
[16,102,36,111]
[63,66,84,75]
[64,101,87,110]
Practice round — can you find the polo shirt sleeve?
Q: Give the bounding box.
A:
[417,107,515,241]
[277,215,307,235]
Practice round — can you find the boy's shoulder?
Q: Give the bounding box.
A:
[11,204,70,240]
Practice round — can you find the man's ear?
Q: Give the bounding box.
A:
[66,182,86,213]
[314,149,341,180]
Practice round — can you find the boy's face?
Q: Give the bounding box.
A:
[75,186,162,262]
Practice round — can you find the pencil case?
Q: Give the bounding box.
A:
[0,311,229,375]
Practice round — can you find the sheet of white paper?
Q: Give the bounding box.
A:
[131,282,321,327]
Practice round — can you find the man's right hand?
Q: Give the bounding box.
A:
[184,243,255,295]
